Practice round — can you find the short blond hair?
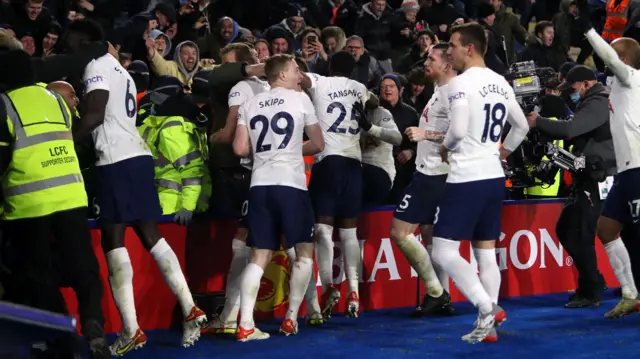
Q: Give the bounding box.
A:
[265,54,295,83]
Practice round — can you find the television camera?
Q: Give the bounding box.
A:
[502,61,586,190]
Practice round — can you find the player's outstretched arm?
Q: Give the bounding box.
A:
[364,108,402,146]
[584,29,632,86]
[501,98,529,159]
[75,89,108,141]
[302,123,325,156]
[211,105,240,144]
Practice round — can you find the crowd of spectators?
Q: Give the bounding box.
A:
[0,0,636,205]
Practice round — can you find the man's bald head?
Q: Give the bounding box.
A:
[47,81,79,113]
[611,37,640,69]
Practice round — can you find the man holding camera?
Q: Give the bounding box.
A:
[527,65,616,308]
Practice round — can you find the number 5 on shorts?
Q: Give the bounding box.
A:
[398,194,412,210]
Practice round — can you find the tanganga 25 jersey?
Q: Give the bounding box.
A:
[361,107,398,182]
[237,87,319,190]
[306,73,369,162]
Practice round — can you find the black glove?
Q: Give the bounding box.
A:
[353,101,371,131]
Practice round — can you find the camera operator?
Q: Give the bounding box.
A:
[527,65,616,308]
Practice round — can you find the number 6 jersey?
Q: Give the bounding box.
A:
[306,73,370,162]
[443,67,527,183]
[83,54,151,166]
[237,87,319,190]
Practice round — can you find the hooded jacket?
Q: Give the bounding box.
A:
[149,40,214,86]
[148,29,172,58]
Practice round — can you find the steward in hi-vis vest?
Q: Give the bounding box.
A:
[0,48,110,358]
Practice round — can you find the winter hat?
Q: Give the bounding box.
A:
[402,0,421,12]
[476,2,495,19]
[380,73,403,90]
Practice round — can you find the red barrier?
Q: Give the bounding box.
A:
[61,201,618,333]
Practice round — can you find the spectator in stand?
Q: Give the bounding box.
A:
[553,0,593,65]
[148,29,172,59]
[402,67,432,112]
[40,22,61,58]
[477,1,508,74]
[197,16,249,63]
[254,38,270,62]
[395,29,435,74]
[335,0,362,36]
[146,38,215,87]
[378,74,419,204]
[19,33,36,55]
[346,35,386,88]
[518,20,569,71]
[128,60,151,104]
[296,28,329,73]
[488,0,530,64]
[264,26,294,55]
[418,0,465,42]
[266,6,307,51]
[356,0,395,73]
[6,0,52,43]
[390,0,421,65]
[321,26,347,55]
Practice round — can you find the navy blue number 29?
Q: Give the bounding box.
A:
[327,102,360,135]
[249,111,294,153]
[481,103,506,143]
[124,79,137,118]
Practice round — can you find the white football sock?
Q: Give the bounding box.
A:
[339,228,360,295]
[239,263,263,329]
[473,247,501,304]
[150,238,195,317]
[106,248,139,337]
[397,234,443,297]
[305,268,322,315]
[218,239,250,323]
[285,247,296,261]
[604,238,638,297]
[286,257,314,321]
[427,244,450,293]
[315,223,334,293]
[432,237,493,314]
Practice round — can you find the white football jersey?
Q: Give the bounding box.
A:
[83,54,150,166]
[237,87,318,190]
[444,67,517,183]
[608,66,640,173]
[416,84,450,176]
[306,73,369,162]
[361,107,397,183]
[229,77,271,170]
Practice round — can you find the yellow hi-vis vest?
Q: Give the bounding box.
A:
[524,117,562,197]
[0,86,87,220]
[138,115,210,215]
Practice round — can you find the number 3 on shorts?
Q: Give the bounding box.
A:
[241,200,249,216]
[398,194,412,210]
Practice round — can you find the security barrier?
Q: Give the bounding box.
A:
[60,199,617,333]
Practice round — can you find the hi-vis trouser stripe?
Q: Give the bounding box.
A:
[156,177,202,191]
[142,120,203,169]
[0,93,82,197]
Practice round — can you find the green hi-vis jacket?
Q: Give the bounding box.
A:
[138,115,210,215]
